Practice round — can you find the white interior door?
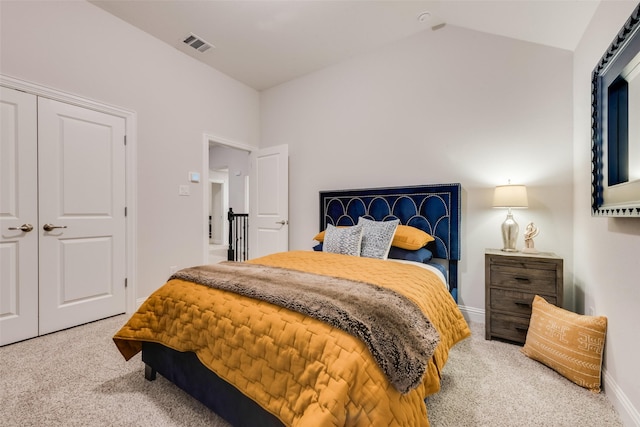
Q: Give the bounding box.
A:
[0,88,39,346]
[37,98,126,334]
[249,144,289,258]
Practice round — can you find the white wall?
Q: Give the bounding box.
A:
[0,1,260,299]
[573,2,640,425]
[261,24,574,315]
[209,145,250,213]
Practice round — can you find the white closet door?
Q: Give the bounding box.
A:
[0,88,39,346]
[38,98,126,334]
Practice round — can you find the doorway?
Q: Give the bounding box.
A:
[205,139,251,264]
[201,136,289,264]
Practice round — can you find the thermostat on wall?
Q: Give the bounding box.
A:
[189,172,200,183]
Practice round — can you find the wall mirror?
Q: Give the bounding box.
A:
[592,4,640,217]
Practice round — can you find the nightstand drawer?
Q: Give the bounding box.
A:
[489,312,530,344]
[489,264,557,294]
[490,289,557,317]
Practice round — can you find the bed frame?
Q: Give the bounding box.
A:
[319,183,462,301]
[142,183,462,426]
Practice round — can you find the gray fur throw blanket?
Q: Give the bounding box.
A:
[170,262,440,393]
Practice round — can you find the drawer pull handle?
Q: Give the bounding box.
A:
[514,277,531,283]
[515,327,529,333]
[514,300,532,308]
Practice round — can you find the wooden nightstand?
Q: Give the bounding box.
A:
[485,249,563,345]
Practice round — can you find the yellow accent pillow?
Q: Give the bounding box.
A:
[314,224,434,251]
[313,229,329,242]
[521,295,607,393]
[391,225,434,250]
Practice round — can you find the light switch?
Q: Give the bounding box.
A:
[179,185,190,196]
[189,172,200,183]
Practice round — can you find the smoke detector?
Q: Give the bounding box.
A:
[183,33,214,53]
[417,11,432,22]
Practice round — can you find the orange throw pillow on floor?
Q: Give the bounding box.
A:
[522,295,607,393]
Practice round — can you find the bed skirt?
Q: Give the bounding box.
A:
[142,342,284,427]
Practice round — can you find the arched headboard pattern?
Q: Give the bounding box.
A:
[319,183,461,301]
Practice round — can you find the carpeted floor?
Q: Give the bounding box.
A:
[0,316,623,426]
[427,323,622,426]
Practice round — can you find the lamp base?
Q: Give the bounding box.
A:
[501,211,519,252]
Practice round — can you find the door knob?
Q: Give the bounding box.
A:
[275,220,288,225]
[43,224,67,231]
[8,224,34,232]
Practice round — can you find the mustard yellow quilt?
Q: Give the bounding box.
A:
[113,251,470,426]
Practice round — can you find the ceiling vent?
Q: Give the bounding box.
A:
[183,33,214,53]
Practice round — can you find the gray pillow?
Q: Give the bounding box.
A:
[322,224,363,256]
[357,217,400,259]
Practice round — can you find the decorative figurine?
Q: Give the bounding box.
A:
[522,222,539,253]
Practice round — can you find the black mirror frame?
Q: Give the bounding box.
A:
[591,3,640,217]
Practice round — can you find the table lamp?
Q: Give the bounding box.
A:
[493,183,528,252]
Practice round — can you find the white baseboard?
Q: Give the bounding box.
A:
[458,304,485,325]
[604,369,640,427]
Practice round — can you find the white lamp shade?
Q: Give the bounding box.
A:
[493,185,528,208]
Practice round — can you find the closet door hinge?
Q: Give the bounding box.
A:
[124,206,127,217]
[125,278,128,288]
[124,135,127,145]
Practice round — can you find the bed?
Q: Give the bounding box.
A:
[113,183,469,427]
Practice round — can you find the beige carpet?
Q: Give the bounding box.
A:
[0,316,622,426]
[427,322,622,426]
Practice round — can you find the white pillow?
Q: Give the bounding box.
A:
[322,224,363,256]
[357,217,400,259]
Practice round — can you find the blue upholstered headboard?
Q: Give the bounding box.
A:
[319,183,461,301]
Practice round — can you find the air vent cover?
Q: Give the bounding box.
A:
[183,33,214,53]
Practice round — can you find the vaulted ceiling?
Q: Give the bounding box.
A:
[90,0,601,91]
